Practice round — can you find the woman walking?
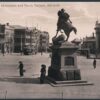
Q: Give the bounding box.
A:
[18,61,24,77]
[40,64,46,84]
[93,58,96,69]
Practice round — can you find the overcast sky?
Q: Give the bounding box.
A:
[0,2,100,42]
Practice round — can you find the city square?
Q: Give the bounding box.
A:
[0,53,99,99]
[0,2,100,99]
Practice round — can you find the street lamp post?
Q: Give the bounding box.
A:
[1,43,4,56]
[20,33,23,55]
[40,34,43,55]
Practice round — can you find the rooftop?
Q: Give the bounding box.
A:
[83,36,96,42]
[11,25,27,29]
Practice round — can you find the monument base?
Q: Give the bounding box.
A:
[47,67,93,86]
[46,76,93,87]
[48,40,93,86]
[48,67,81,81]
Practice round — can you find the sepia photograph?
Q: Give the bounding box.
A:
[0,1,100,99]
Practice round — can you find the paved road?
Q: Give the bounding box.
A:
[0,53,100,99]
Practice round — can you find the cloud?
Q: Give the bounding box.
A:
[0,2,100,42]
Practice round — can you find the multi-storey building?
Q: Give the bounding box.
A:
[38,31,49,52]
[0,23,49,54]
[5,23,14,53]
[12,25,27,53]
[4,24,33,53]
[28,28,40,54]
[81,33,96,55]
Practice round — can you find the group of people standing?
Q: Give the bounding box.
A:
[18,61,46,84]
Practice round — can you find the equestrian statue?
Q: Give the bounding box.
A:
[54,8,77,42]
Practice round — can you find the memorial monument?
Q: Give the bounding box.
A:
[48,8,81,82]
[47,9,93,86]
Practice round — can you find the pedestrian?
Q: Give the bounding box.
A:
[40,64,46,84]
[93,58,96,69]
[18,61,24,77]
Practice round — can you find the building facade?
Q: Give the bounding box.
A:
[81,34,96,55]
[13,26,26,53]
[5,23,14,53]
[0,23,49,54]
[38,31,49,52]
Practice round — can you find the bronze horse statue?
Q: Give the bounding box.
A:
[55,21,77,41]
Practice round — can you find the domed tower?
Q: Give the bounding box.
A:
[94,20,100,55]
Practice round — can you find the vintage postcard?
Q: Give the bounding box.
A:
[0,2,100,99]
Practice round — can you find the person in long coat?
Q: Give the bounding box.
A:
[18,61,24,77]
[93,58,96,69]
[40,64,46,84]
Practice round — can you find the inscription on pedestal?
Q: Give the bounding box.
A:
[64,56,74,66]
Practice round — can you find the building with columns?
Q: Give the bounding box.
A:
[0,23,49,54]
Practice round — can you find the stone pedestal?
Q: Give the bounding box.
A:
[48,42,81,81]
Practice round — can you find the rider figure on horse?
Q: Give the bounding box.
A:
[53,8,77,42]
[57,8,72,34]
